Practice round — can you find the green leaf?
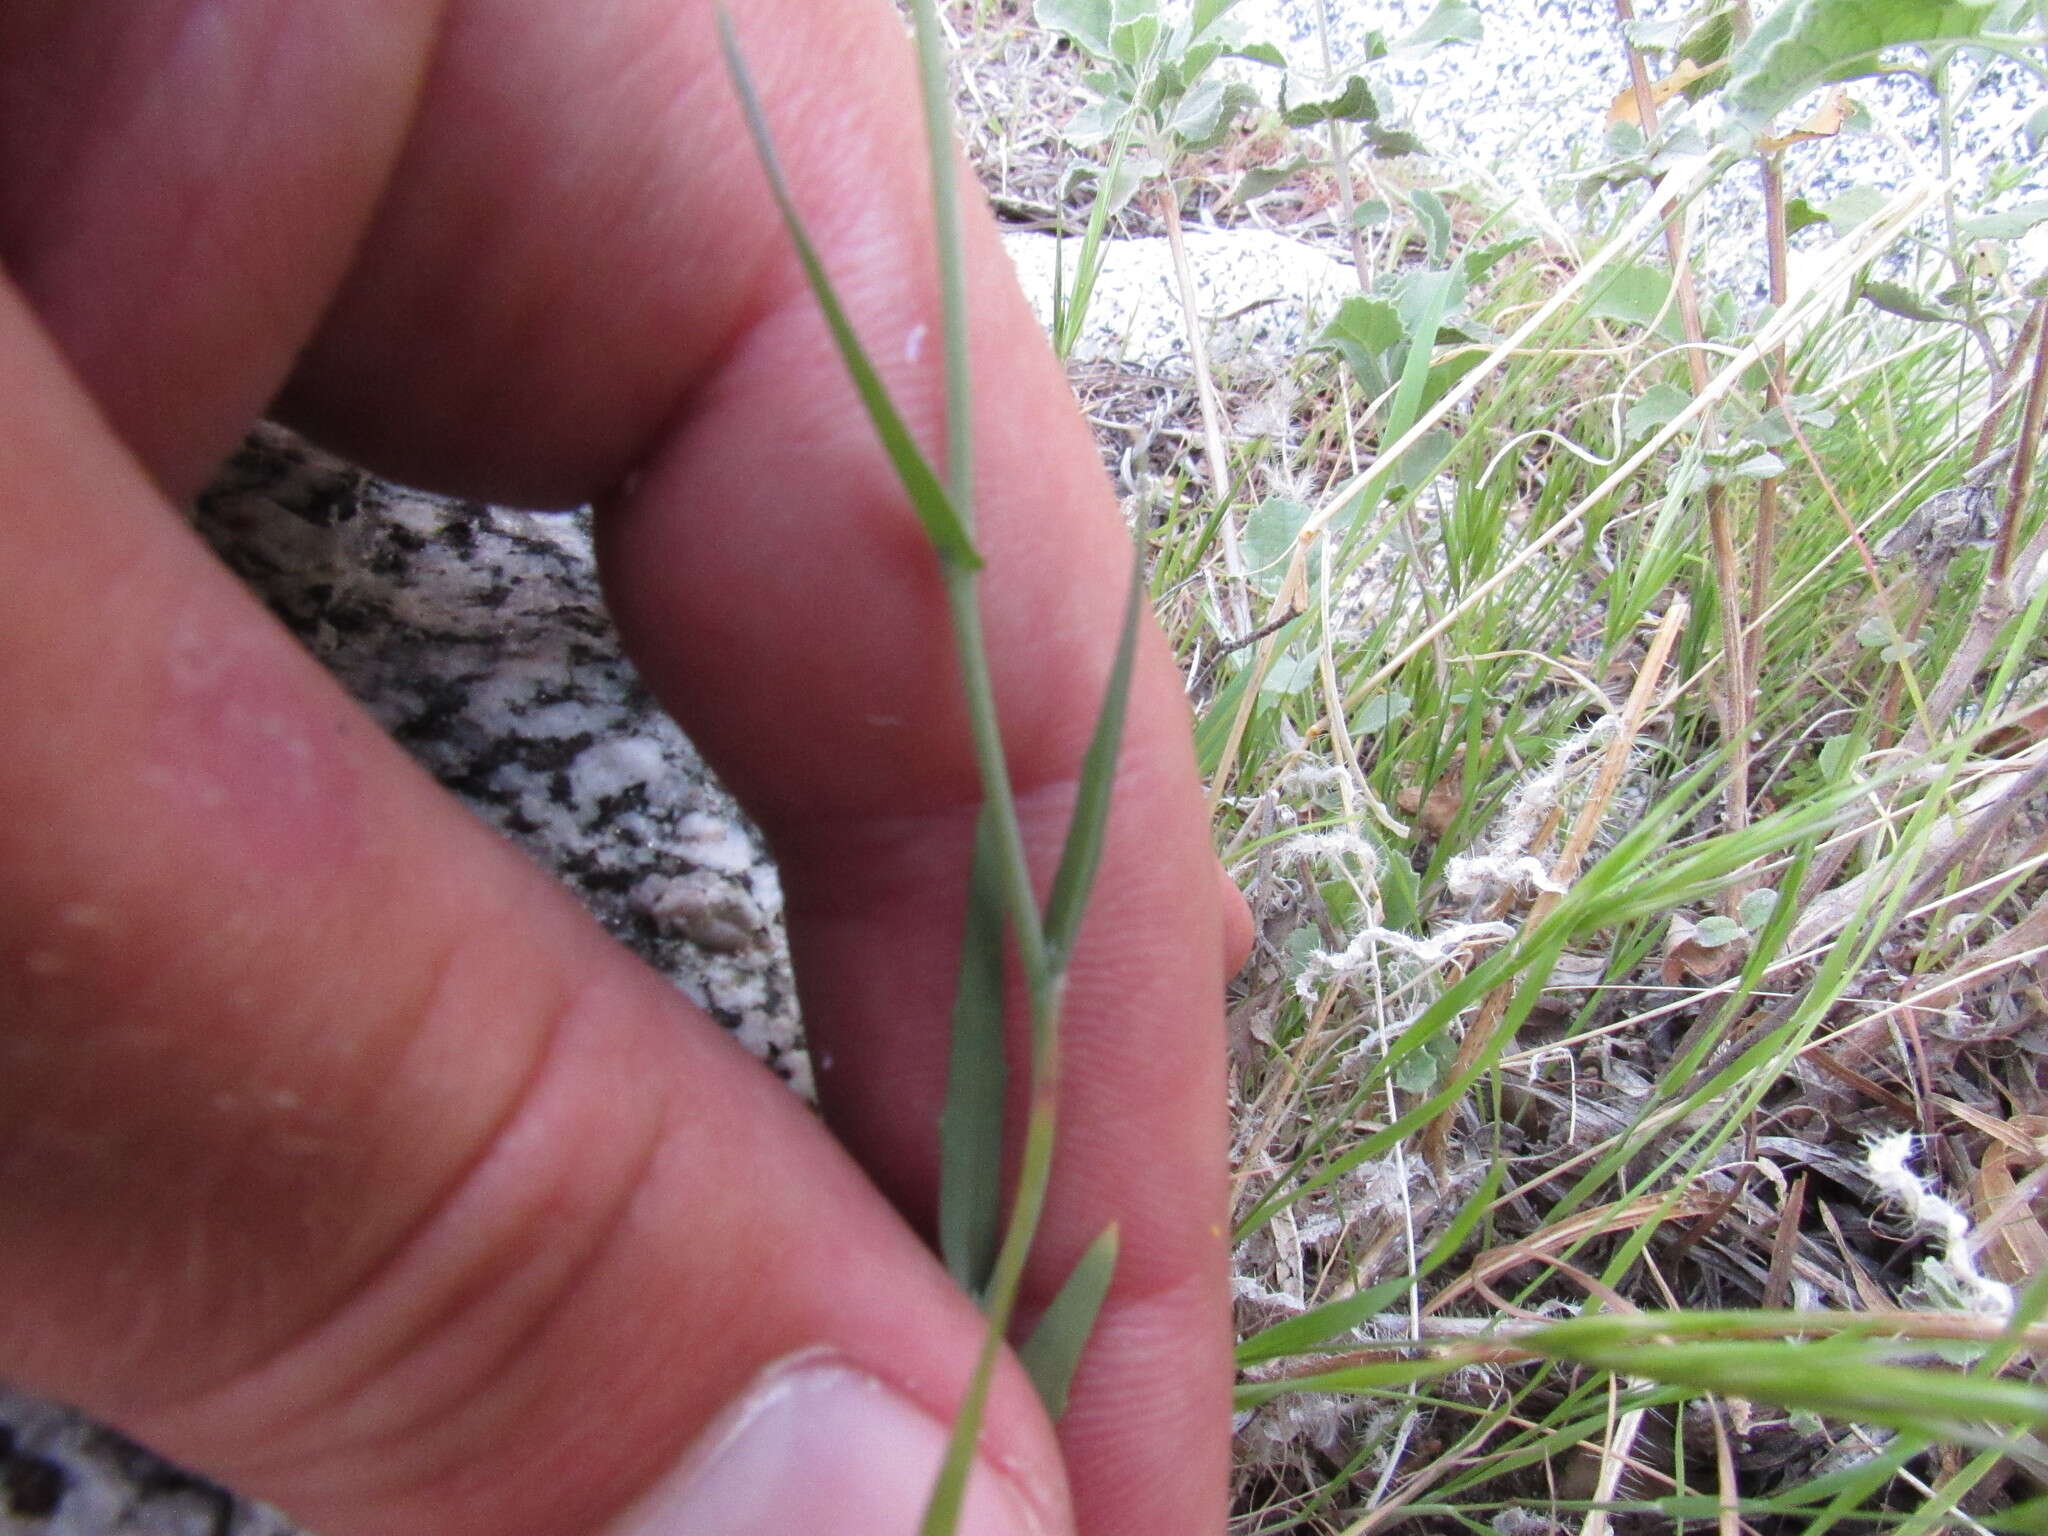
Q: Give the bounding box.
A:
[1589,262,1680,341]
[1041,551,1145,967]
[1019,1225,1119,1418]
[1783,195,1828,235]
[1036,0,1113,57]
[1386,266,1456,443]
[1722,0,1996,130]
[1861,278,1955,324]
[1408,188,1451,265]
[1626,381,1693,438]
[1624,16,1687,52]
[1725,448,1784,479]
[1393,425,1456,491]
[1168,76,1258,147]
[1109,10,1161,71]
[1363,124,1428,159]
[1691,914,1745,948]
[2027,103,2048,154]
[1230,155,1310,205]
[1397,0,1483,51]
[1259,648,1318,699]
[1241,1273,1415,1365]
[1738,887,1780,930]
[1529,1330,2048,1441]
[937,808,1011,1298]
[1281,73,1384,127]
[1355,690,1411,734]
[1822,185,1888,231]
[719,14,981,571]
[1195,654,1258,778]
[1462,233,1535,285]
[1353,197,1392,229]
[1313,295,1404,394]
[1677,2,1739,70]
[1191,0,1242,39]
[1244,495,1312,590]
[1959,199,2048,241]
[1229,39,1288,67]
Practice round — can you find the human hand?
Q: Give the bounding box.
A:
[0,3,1249,1533]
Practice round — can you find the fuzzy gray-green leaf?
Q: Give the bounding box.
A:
[1019,1224,1119,1418]
[1722,0,1995,130]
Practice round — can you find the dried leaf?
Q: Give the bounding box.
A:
[1661,910,1747,985]
[1757,89,1851,151]
[1395,770,1463,839]
[1607,57,1715,127]
[1968,1116,2048,1286]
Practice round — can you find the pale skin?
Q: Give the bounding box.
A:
[0,1,1252,1533]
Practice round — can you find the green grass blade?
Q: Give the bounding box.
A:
[1053,115,1138,360]
[937,805,1009,1298]
[1530,1336,2048,1444]
[1042,548,1146,967]
[1018,1223,1119,1419]
[908,0,974,522]
[1385,266,1455,447]
[717,10,981,571]
[1236,1160,1501,1365]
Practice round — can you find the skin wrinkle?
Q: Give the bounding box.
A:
[130,967,660,1481]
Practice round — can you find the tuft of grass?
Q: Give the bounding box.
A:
[943,0,2048,1528]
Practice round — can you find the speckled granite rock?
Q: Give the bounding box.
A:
[0,424,806,1535]
[192,424,807,1093]
[0,1387,292,1536]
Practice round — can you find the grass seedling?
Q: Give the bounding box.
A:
[720,8,1138,1532]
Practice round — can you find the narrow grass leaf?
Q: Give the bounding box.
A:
[1528,1337,2048,1442]
[1234,1356,1465,1411]
[1237,1161,1502,1365]
[1054,115,1139,359]
[1019,1223,1119,1419]
[1385,266,1455,448]
[937,805,1009,1298]
[717,11,980,570]
[1042,549,1145,966]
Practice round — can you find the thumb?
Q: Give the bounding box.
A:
[0,274,1066,1536]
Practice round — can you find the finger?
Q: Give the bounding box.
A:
[0,272,1070,1534]
[0,0,440,498]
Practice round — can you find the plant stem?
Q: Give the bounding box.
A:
[905,8,1070,1528]
[1746,112,1788,709]
[1316,0,1372,291]
[910,0,975,521]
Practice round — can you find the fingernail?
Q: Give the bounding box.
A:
[609,1356,1064,1536]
